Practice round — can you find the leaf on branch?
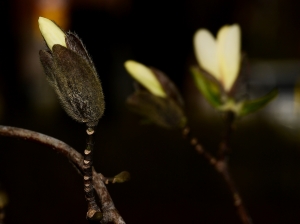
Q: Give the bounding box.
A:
[238,89,278,117]
[190,66,223,109]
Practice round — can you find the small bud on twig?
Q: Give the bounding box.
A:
[113,171,131,183]
[125,60,187,129]
[125,60,167,98]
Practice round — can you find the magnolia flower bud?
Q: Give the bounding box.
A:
[194,24,241,92]
[125,60,186,129]
[38,17,105,127]
[124,60,167,98]
[127,91,187,129]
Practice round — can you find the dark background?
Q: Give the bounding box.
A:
[0,0,300,223]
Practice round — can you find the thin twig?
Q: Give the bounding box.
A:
[84,127,102,221]
[215,160,252,224]
[0,125,125,224]
[182,126,217,165]
[182,124,252,224]
[217,112,252,224]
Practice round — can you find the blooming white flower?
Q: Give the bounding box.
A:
[38,17,66,50]
[194,24,241,92]
[124,60,167,98]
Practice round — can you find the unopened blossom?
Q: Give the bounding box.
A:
[124,60,167,98]
[194,24,241,92]
[39,17,105,127]
[124,60,186,129]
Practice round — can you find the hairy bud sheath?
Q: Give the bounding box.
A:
[125,60,187,129]
[39,17,105,127]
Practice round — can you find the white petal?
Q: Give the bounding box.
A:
[193,29,220,80]
[124,60,167,97]
[38,17,66,50]
[217,24,241,91]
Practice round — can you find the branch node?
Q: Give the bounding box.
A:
[87,209,103,221]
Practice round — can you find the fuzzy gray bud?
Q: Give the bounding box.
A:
[39,30,105,127]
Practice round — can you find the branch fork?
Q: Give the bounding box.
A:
[0,125,125,224]
[182,122,252,224]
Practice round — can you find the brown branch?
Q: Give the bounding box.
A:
[182,126,217,165]
[182,125,252,224]
[0,125,125,224]
[217,111,252,224]
[215,160,252,224]
[93,172,125,224]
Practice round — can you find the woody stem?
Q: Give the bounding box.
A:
[83,127,102,221]
[182,123,252,224]
[217,111,252,224]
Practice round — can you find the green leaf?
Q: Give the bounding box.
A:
[190,66,222,108]
[238,89,278,117]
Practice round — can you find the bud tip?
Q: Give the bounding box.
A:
[38,16,66,50]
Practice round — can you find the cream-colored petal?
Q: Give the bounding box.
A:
[217,24,241,91]
[124,60,167,97]
[217,25,229,72]
[38,17,66,50]
[193,29,220,80]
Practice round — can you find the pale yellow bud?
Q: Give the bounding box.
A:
[124,60,167,98]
